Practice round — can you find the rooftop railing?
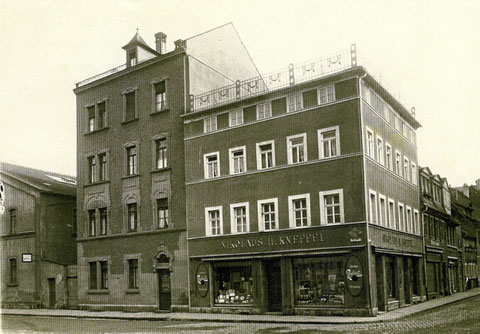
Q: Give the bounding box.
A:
[189,45,357,113]
[75,63,127,88]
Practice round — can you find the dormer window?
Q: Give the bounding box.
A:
[128,50,137,67]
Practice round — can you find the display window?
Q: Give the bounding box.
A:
[386,256,397,299]
[214,264,254,305]
[293,257,345,306]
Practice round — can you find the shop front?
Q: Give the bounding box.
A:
[425,247,444,298]
[188,224,372,316]
[369,226,426,312]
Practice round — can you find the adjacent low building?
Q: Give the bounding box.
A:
[0,162,77,308]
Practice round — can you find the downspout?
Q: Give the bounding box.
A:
[358,71,376,315]
[421,204,428,300]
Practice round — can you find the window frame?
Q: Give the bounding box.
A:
[404,156,410,181]
[8,257,17,285]
[122,89,138,122]
[256,101,272,120]
[395,150,402,176]
[368,189,378,224]
[318,126,340,159]
[366,127,374,159]
[229,146,247,175]
[230,202,250,234]
[9,208,16,235]
[388,198,396,229]
[257,198,279,232]
[128,259,139,289]
[411,162,417,185]
[378,194,387,227]
[155,137,168,170]
[288,193,311,228]
[156,198,169,229]
[127,202,138,232]
[318,84,335,104]
[151,79,168,113]
[229,109,244,126]
[88,209,96,237]
[204,115,217,133]
[125,143,139,176]
[256,140,275,170]
[319,189,345,225]
[413,209,420,236]
[376,135,384,165]
[204,152,220,179]
[286,133,307,165]
[398,202,405,231]
[406,206,413,233]
[385,143,393,171]
[287,92,303,112]
[99,207,108,236]
[205,206,223,236]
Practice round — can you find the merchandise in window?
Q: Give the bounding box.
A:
[214,265,254,305]
[294,258,345,305]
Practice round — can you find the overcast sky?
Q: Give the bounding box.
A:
[2,0,479,186]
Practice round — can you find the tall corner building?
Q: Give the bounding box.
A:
[184,45,424,316]
[73,24,259,311]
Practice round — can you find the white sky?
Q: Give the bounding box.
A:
[1,0,479,186]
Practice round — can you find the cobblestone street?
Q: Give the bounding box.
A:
[2,295,479,333]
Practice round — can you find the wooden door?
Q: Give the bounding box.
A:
[157,269,171,310]
[266,260,282,311]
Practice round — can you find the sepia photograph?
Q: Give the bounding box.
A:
[1,0,479,333]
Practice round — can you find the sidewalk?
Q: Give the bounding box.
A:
[2,288,480,324]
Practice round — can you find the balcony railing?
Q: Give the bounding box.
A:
[76,63,127,88]
[189,45,357,113]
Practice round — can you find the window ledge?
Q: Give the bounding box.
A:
[126,289,140,294]
[84,180,110,188]
[151,167,171,174]
[87,289,109,295]
[7,283,18,287]
[121,118,139,125]
[84,127,109,136]
[122,174,140,180]
[151,108,170,116]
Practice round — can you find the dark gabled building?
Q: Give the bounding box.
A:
[73,24,259,312]
[0,162,77,309]
[184,46,424,316]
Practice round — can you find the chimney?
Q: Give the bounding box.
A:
[155,32,167,54]
[476,178,480,190]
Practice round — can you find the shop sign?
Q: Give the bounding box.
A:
[195,263,209,297]
[220,232,324,250]
[382,234,414,248]
[22,253,33,263]
[349,227,363,242]
[345,255,364,297]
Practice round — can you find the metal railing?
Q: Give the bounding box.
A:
[189,45,357,112]
[76,63,127,88]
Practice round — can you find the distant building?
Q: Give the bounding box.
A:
[0,162,77,308]
[185,45,424,316]
[73,23,259,311]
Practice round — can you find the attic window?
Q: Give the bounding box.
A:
[128,50,137,67]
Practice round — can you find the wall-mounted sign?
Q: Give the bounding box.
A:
[22,253,33,263]
[345,255,364,297]
[196,263,209,297]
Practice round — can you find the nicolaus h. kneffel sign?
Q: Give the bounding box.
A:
[189,225,365,257]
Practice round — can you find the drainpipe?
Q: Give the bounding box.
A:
[421,205,428,300]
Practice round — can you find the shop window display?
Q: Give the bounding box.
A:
[214,265,254,305]
[293,258,345,306]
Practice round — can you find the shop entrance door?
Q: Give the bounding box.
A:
[157,269,171,310]
[266,260,282,312]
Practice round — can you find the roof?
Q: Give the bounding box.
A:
[122,30,159,55]
[0,162,76,197]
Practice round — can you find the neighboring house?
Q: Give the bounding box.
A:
[0,162,77,309]
[185,45,424,316]
[73,23,259,312]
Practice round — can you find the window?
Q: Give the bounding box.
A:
[124,91,136,121]
[287,133,307,164]
[89,262,97,290]
[386,256,397,299]
[100,261,108,289]
[402,121,407,136]
[205,206,223,236]
[98,102,107,128]
[388,198,396,229]
[155,138,167,169]
[395,151,401,176]
[128,259,138,289]
[204,152,220,179]
[404,157,410,181]
[9,209,16,234]
[369,190,377,224]
[318,126,340,158]
[318,85,335,104]
[376,136,384,165]
[157,198,169,229]
[229,109,243,126]
[319,189,344,224]
[8,258,17,285]
[126,146,137,175]
[366,128,374,159]
[87,105,95,132]
[257,102,272,120]
[128,50,137,67]
[257,198,278,231]
[88,209,96,237]
[99,208,107,235]
[127,203,138,232]
[256,140,275,169]
[288,194,311,228]
[379,195,387,227]
[229,146,246,174]
[411,163,417,185]
[204,115,217,133]
[230,202,249,234]
[413,210,420,235]
[398,203,405,231]
[406,206,412,233]
[214,265,253,305]
[287,92,302,112]
[98,153,107,181]
[154,81,167,112]
[88,156,96,183]
[385,143,393,170]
